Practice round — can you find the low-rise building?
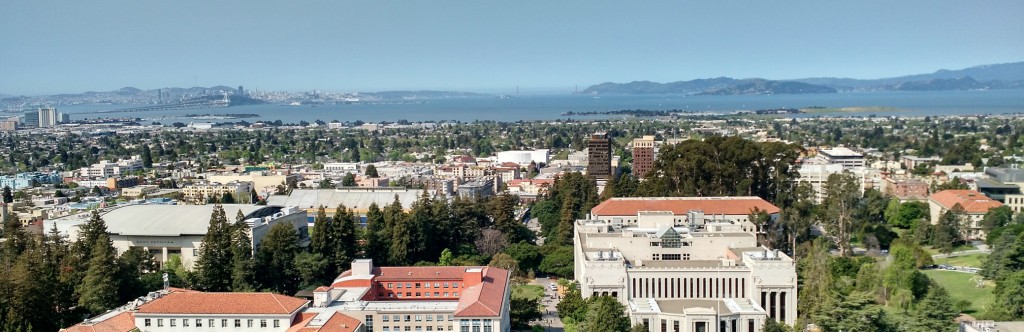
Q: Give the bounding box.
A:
[312,259,511,332]
[883,178,929,201]
[817,147,865,168]
[46,204,308,269]
[123,185,161,197]
[901,156,940,170]
[457,176,497,199]
[268,188,426,225]
[928,190,1003,240]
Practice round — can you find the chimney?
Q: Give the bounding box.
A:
[464,267,484,287]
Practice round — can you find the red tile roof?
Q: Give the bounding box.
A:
[929,190,1003,214]
[287,312,361,332]
[591,197,781,217]
[61,312,136,332]
[136,292,308,315]
[373,266,468,281]
[454,267,510,317]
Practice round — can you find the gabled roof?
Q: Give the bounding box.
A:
[287,312,362,332]
[61,311,136,332]
[929,190,1004,214]
[454,267,510,317]
[591,197,781,217]
[136,292,309,315]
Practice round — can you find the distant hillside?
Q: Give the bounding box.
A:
[585,61,1024,94]
[699,80,836,95]
[794,62,1024,91]
[583,78,833,95]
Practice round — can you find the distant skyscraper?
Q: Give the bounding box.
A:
[237,86,244,97]
[631,135,656,178]
[37,107,57,127]
[59,113,71,124]
[21,111,38,128]
[587,132,612,180]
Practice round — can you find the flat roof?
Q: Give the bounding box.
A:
[268,188,425,212]
[102,204,268,236]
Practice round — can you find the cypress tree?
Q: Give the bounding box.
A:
[310,205,336,282]
[193,205,233,291]
[78,233,119,314]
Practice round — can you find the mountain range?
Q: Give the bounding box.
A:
[583,61,1024,95]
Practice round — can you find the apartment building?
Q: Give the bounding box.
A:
[631,135,657,178]
[816,147,865,168]
[587,132,612,180]
[182,181,254,204]
[79,156,145,178]
[575,197,795,332]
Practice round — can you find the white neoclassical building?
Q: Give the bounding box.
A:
[575,197,797,332]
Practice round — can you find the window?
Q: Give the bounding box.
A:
[448,315,454,321]
[406,292,412,297]
[434,292,440,297]
[196,319,202,327]
[444,282,450,288]
[434,282,440,288]
[444,292,449,297]
[416,315,422,321]
[144,319,151,327]
[235,319,242,328]
[248,319,254,327]
[682,253,691,260]
[483,320,492,332]
[396,283,402,288]
[192,249,199,256]
[170,319,176,327]
[391,283,396,288]
[416,283,421,288]
[663,254,681,260]
[405,315,412,322]
[427,315,433,321]
[651,242,661,246]
[652,254,660,260]
[394,315,400,321]
[261,319,267,328]
[406,283,412,288]
[453,292,459,297]
[223,319,229,327]
[452,282,459,288]
[383,315,390,322]
[210,319,215,327]
[157,319,163,327]
[183,319,189,327]
[416,292,422,296]
[425,283,431,288]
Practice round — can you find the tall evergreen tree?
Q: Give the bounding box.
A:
[231,210,256,291]
[364,203,389,264]
[193,205,234,291]
[141,144,153,168]
[579,295,631,332]
[334,204,358,273]
[78,233,119,314]
[255,223,300,295]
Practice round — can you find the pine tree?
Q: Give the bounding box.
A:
[1,185,12,203]
[255,223,300,295]
[193,205,233,291]
[78,233,120,314]
[231,210,256,291]
[365,164,379,178]
[579,296,630,332]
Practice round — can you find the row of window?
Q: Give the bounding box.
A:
[381,291,459,298]
[381,314,454,322]
[380,326,454,331]
[143,318,281,328]
[631,277,746,299]
[384,282,460,289]
[650,253,690,261]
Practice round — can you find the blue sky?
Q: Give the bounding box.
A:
[1,1,1022,95]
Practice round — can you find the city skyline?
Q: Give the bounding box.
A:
[1,1,1023,95]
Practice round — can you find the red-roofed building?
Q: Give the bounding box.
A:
[929,189,1004,240]
[590,197,781,227]
[314,259,511,332]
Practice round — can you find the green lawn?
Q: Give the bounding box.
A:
[921,269,993,314]
[934,253,988,268]
[513,284,545,301]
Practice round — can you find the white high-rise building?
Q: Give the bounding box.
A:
[37,107,57,127]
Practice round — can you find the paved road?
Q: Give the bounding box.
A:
[931,249,990,259]
[530,278,564,332]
